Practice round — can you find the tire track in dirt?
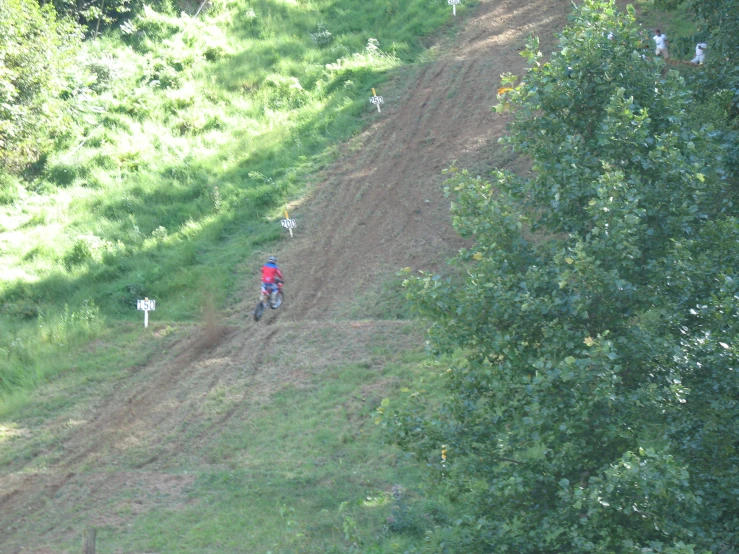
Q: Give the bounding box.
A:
[57,325,238,469]
[0,318,416,550]
[0,326,238,538]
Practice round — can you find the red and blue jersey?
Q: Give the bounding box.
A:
[261,262,283,284]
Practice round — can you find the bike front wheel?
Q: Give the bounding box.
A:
[269,291,283,309]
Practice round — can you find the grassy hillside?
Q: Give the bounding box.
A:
[0,1,464,549]
[0,0,458,398]
[0,319,453,552]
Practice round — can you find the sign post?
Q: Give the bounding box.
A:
[448,0,460,16]
[281,209,297,237]
[136,297,156,328]
[369,88,384,113]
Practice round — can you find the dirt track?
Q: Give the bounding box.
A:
[0,1,569,550]
[281,0,568,320]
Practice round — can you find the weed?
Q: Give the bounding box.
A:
[278,503,309,549]
[311,23,334,47]
[63,239,94,270]
[386,484,419,535]
[338,501,362,551]
[0,173,20,205]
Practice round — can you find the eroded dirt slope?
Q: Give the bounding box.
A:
[0,1,568,551]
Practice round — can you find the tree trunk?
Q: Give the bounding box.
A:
[94,0,105,38]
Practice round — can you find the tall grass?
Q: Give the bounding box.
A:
[1,300,103,394]
[0,0,452,398]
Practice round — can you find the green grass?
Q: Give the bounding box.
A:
[0,0,454,399]
[0,321,452,552]
[0,320,170,423]
[110,362,433,553]
[0,0,461,549]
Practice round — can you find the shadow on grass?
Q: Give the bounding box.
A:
[0,0,456,397]
[0,63,395,328]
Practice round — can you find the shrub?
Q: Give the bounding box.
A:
[143,57,182,89]
[84,54,120,93]
[264,75,309,110]
[151,225,168,241]
[0,0,82,172]
[63,239,93,270]
[310,23,333,46]
[0,173,20,205]
[124,6,183,51]
[45,161,90,187]
[204,45,226,61]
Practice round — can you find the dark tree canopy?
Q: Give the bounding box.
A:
[387,1,739,551]
[39,0,175,34]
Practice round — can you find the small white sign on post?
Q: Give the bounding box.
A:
[448,0,460,16]
[369,88,384,113]
[136,297,156,328]
[281,209,296,237]
[281,218,297,233]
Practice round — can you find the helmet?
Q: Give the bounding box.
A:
[268,256,277,264]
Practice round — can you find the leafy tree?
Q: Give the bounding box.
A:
[688,0,739,180]
[656,0,739,181]
[0,0,82,171]
[386,1,739,551]
[40,0,175,34]
[658,0,739,119]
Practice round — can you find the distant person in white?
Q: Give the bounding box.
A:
[692,42,707,64]
[653,29,669,59]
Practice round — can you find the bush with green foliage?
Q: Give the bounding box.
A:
[41,0,175,35]
[0,173,21,205]
[686,0,739,180]
[388,1,739,551]
[651,0,739,180]
[0,0,82,171]
[658,0,739,117]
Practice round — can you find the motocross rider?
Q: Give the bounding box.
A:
[261,256,283,300]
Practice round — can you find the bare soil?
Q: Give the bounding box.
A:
[0,1,569,551]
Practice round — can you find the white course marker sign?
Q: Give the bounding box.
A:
[136,297,156,328]
[281,209,297,237]
[448,0,460,16]
[369,88,384,113]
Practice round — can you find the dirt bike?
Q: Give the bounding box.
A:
[253,280,284,321]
